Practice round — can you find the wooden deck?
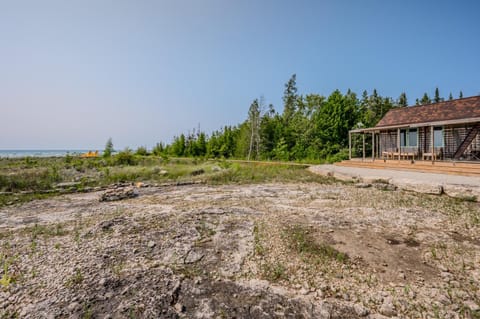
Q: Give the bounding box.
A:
[336,159,480,177]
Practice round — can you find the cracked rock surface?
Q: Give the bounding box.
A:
[1,183,479,318]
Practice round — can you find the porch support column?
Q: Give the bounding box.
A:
[431,126,434,163]
[362,133,365,161]
[372,132,375,161]
[397,128,400,161]
[349,131,352,160]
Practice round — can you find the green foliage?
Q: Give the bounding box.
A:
[0,167,62,192]
[65,268,84,287]
[114,148,137,166]
[205,162,332,185]
[152,142,165,156]
[135,146,148,156]
[434,87,443,103]
[162,75,424,162]
[282,74,298,124]
[398,92,408,107]
[273,138,290,161]
[262,262,287,282]
[171,134,186,157]
[103,138,114,158]
[420,93,432,105]
[0,254,15,289]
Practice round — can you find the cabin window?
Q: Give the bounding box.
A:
[434,127,443,147]
[400,128,418,147]
[408,128,418,147]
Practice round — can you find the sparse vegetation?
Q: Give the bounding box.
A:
[0,156,333,208]
[262,261,287,282]
[65,268,84,287]
[283,224,348,263]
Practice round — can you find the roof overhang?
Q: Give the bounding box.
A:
[350,117,480,134]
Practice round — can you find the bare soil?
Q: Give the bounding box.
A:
[1,182,479,318]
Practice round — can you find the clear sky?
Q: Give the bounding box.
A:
[1,0,479,150]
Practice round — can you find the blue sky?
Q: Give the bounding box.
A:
[1,0,479,149]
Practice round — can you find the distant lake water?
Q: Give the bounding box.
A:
[0,150,91,158]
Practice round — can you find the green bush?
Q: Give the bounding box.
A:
[326,148,349,163]
[114,149,137,166]
[135,146,148,156]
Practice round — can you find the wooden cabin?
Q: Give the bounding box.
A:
[349,96,480,162]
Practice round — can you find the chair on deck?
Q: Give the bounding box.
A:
[422,148,443,161]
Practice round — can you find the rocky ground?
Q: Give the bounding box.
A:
[1,180,480,318]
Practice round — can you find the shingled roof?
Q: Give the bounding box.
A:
[375,95,480,128]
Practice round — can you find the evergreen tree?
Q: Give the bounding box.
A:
[196,132,207,157]
[314,90,357,157]
[162,82,464,163]
[171,134,186,156]
[152,142,164,156]
[398,92,408,107]
[282,74,298,124]
[459,91,463,98]
[420,93,431,105]
[103,138,114,157]
[448,92,453,101]
[434,87,441,103]
[259,104,280,159]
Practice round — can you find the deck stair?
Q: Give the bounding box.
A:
[453,123,480,159]
[336,159,480,177]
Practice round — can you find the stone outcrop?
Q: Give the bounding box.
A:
[99,185,139,202]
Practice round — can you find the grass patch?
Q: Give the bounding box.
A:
[283,224,348,263]
[253,223,265,256]
[0,157,333,208]
[65,268,84,287]
[22,223,68,239]
[195,220,216,240]
[261,261,287,282]
[204,162,334,185]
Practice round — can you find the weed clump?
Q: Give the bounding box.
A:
[283,224,348,263]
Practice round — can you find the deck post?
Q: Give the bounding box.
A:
[431,126,434,163]
[349,131,352,160]
[372,132,375,161]
[397,128,400,161]
[362,133,365,161]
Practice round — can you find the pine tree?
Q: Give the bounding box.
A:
[103,138,114,157]
[196,132,207,156]
[420,93,431,105]
[448,93,453,101]
[282,74,298,124]
[459,91,463,98]
[434,87,441,103]
[398,92,408,107]
[171,134,186,156]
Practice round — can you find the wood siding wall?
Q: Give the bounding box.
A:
[378,124,480,160]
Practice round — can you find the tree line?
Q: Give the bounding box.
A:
[109,75,466,162]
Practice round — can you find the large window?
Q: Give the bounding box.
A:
[408,128,418,147]
[400,128,418,147]
[434,127,443,147]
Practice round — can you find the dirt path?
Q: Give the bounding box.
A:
[1,183,479,318]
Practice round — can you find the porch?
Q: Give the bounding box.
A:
[336,158,480,177]
[348,121,480,163]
